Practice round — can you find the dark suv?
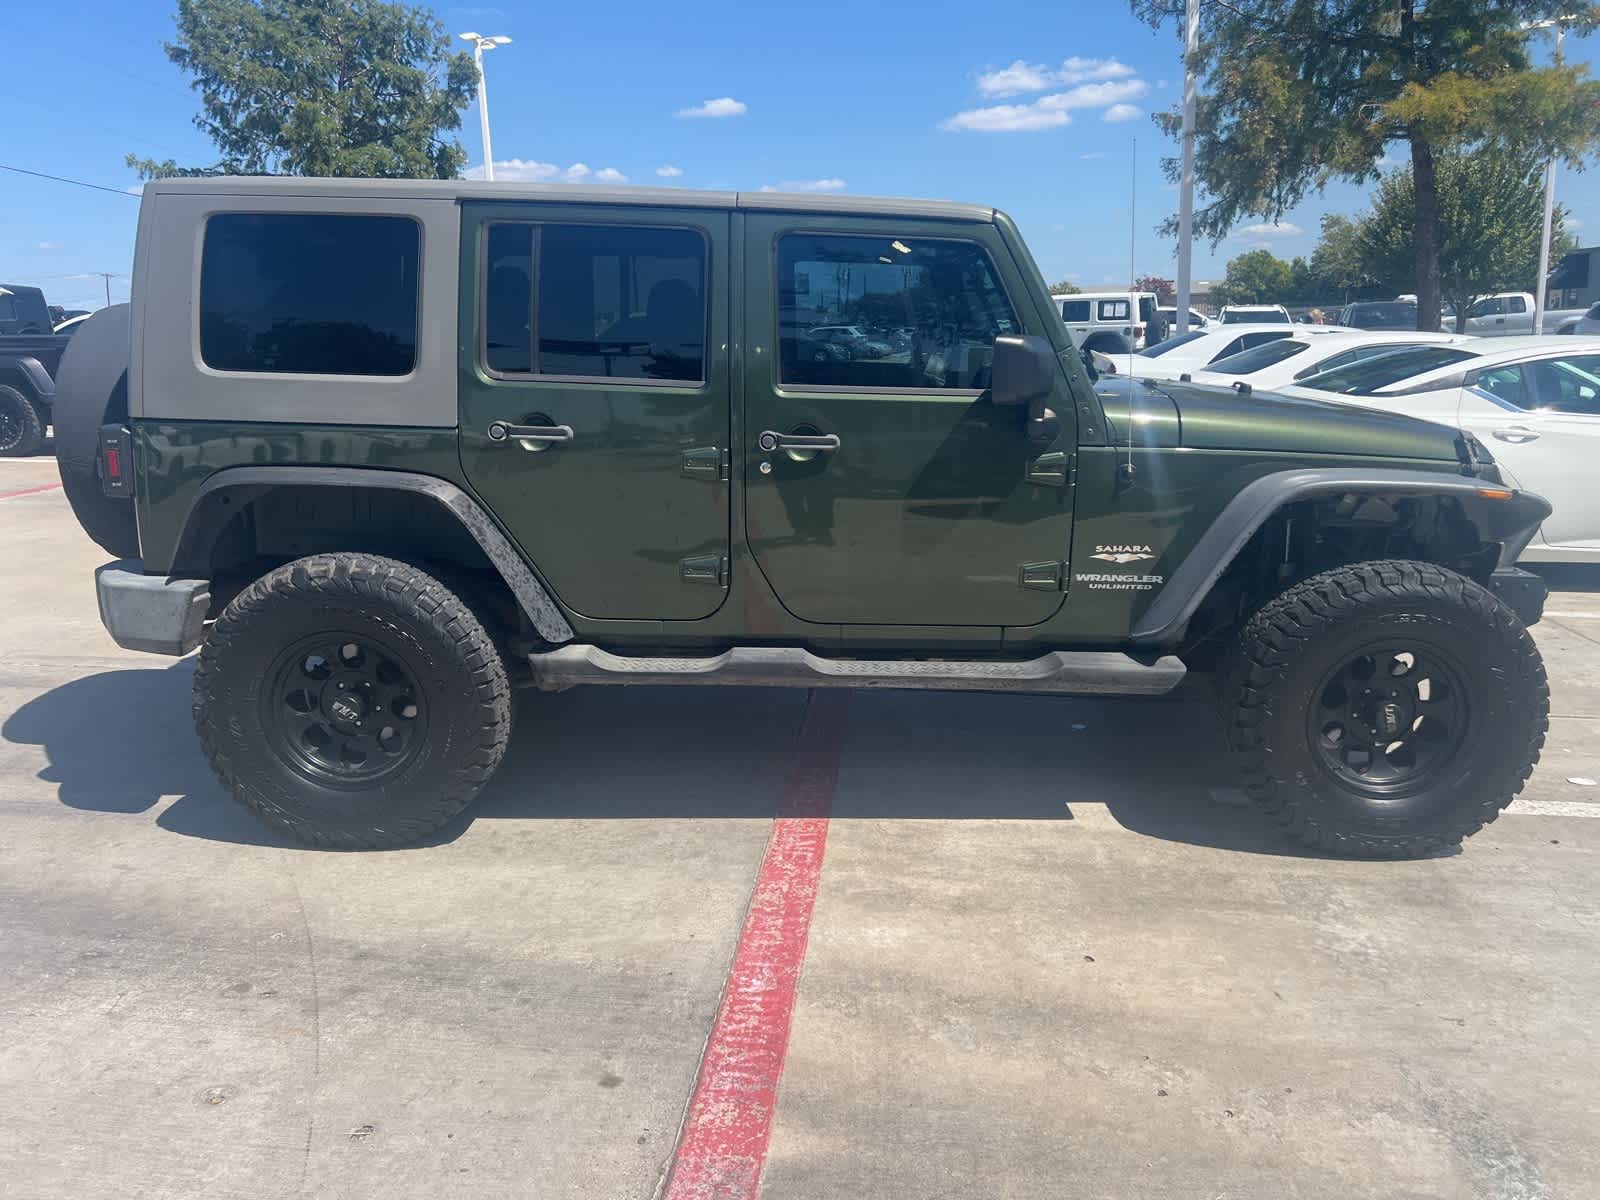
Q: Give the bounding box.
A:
[54,178,1551,858]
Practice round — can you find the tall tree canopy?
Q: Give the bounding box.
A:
[129,0,478,180]
[1132,0,1600,330]
[1356,148,1572,329]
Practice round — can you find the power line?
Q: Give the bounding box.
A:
[0,163,139,198]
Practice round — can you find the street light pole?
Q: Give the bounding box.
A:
[1523,15,1577,333]
[1175,0,1200,335]
[458,32,512,182]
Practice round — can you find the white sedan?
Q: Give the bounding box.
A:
[1188,330,1471,392]
[1281,337,1600,562]
[1123,323,1353,380]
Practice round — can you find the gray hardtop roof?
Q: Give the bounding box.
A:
[142,176,997,223]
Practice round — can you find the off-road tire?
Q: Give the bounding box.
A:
[1226,559,1547,858]
[0,385,45,458]
[194,553,513,848]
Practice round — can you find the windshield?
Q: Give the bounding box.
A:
[1221,308,1288,324]
[1295,346,1478,394]
[1136,329,1207,358]
[1204,339,1309,376]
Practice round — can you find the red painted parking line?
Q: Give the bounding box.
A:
[663,689,850,1200]
[0,482,63,501]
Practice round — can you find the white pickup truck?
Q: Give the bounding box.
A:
[1462,292,1587,336]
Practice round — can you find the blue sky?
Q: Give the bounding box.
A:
[3,0,1597,312]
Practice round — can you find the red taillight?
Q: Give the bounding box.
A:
[1134,324,1145,337]
[104,447,122,481]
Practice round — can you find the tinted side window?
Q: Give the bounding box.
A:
[200,213,419,375]
[542,224,706,382]
[777,234,1017,390]
[1060,300,1090,322]
[484,224,533,373]
[482,223,707,382]
[1475,364,1527,407]
[1530,355,1600,415]
[1507,295,1527,314]
[1098,299,1130,321]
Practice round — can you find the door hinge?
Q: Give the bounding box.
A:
[1026,451,1075,488]
[681,446,727,482]
[680,554,730,586]
[1019,561,1065,591]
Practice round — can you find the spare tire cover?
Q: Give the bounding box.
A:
[52,304,139,559]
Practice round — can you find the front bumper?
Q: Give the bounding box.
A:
[95,560,210,655]
[1489,566,1547,628]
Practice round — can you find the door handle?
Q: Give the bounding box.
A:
[758,431,840,453]
[487,420,575,448]
[1492,425,1540,443]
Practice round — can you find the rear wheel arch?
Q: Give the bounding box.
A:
[170,467,575,646]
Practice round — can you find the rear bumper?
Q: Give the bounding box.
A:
[95,559,210,655]
[1489,566,1547,628]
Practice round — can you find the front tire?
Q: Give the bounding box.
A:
[1226,560,1547,857]
[194,554,513,848]
[0,385,44,457]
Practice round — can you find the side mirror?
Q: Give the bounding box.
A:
[991,334,1061,447]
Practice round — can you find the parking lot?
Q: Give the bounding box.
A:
[3,451,1600,1199]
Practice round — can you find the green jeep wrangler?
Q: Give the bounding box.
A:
[53,178,1550,856]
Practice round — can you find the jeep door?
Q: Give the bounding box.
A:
[742,215,1078,626]
[457,202,732,620]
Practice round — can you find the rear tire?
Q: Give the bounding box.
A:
[0,385,44,457]
[1225,559,1547,858]
[194,553,513,848]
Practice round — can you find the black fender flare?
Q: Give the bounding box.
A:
[173,466,576,645]
[1128,468,1553,646]
[0,354,55,406]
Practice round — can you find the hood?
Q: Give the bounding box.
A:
[1092,376,1461,462]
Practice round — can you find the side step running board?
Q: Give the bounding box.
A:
[527,645,1185,697]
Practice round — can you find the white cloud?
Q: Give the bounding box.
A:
[1079,151,1108,160]
[125,183,145,196]
[1051,223,1066,232]
[655,165,684,177]
[462,159,625,183]
[1236,221,1303,239]
[37,241,59,250]
[762,178,847,192]
[1567,216,1582,231]
[977,56,1137,97]
[942,79,1146,133]
[1102,103,1141,123]
[676,97,747,118]
[942,103,1070,132]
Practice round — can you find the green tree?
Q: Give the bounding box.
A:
[1047,279,1082,295]
[128,0,478,180]
[1213,249,1295,306]
[1355,148,1573,330]
[1309,214,1375,303]
[1132,0,1600,330]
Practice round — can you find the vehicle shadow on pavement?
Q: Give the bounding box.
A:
[2,664,1341,857]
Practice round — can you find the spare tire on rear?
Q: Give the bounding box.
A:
[52,304,139,559]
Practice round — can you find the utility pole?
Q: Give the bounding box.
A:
[1175,0,1200,335]
[99,273,113,307]
[1533,20,1569,333]
[459,32,512,181]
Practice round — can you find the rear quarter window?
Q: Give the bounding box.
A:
[1060,299,1090,322]
[199,213,421,376]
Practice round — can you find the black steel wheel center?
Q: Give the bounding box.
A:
[1306,643,1470,798]
[264,634,428,786]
